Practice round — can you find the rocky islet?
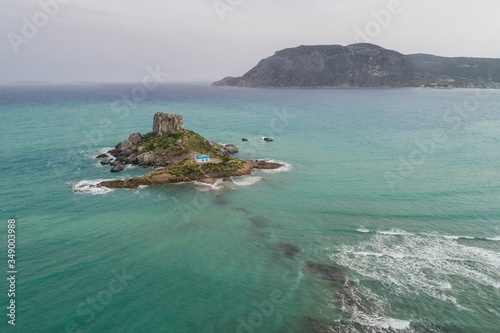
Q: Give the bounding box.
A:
[96,112,284,189]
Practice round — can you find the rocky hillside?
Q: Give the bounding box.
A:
[213,43,500,88]
[409,53,500,87]
[96,113,235,172]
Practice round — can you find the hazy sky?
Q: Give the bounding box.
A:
[1,0,499,84]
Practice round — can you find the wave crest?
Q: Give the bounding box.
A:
[71,180,114,195]
[335,232,500,310]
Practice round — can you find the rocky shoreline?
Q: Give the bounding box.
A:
[98,159,282,189]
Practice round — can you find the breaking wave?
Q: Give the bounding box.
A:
[355,228,500,242]
[230,176,262,187]
[315,230,500,332]
[195,175,263,191]
[194,179,225,191]
[335,232,500,309]
[71,179,114,195]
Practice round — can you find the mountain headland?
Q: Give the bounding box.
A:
[213,43,500,88]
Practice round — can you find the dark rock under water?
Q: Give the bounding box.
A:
[302,316,334,333]
[235,207,252,216]
[251,231,270,239]
[274,243,302,258]
[248,215,270,228]
[213,195,229,206]
[303,262,345,284]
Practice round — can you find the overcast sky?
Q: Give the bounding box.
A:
[1,0,499,84]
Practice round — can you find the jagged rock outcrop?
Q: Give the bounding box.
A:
[224,144,239,154]
[136,153,157,166]
[213,43,500,88]
[128,132,143,145]
[116,140,133,151]
[152,113,184,137]
[110,164,124,173]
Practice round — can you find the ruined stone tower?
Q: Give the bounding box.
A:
[152,113,184,137]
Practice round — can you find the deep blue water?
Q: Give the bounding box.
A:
[0,83,499,332]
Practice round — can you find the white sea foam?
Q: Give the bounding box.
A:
[230,175,262,187]
[440,234,474,240]
[94,159,118,168]
[438,281,452,290]
[87,147,114,160]
[92,147,116,167]
[378,229,415,236]
[429,233,497,241]
[99,147,114,155]
[441,235,459,240]
[124,164,139,169]
[195,175,263,191]
[339,317,413,332]
[386,319,412,330]
[356,227,370,233]
[353,251,384,257]
[364,318,411,331]
[334,231,500,312]
[71,180,114,195]
[194,178,225,191]
[211,179,226,190]
[336,281,414,332]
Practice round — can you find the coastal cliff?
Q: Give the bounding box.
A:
[213,43,500,88]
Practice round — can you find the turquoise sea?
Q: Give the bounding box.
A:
[1,84,499,332]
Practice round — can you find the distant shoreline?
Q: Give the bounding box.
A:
[2,82,499,90]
